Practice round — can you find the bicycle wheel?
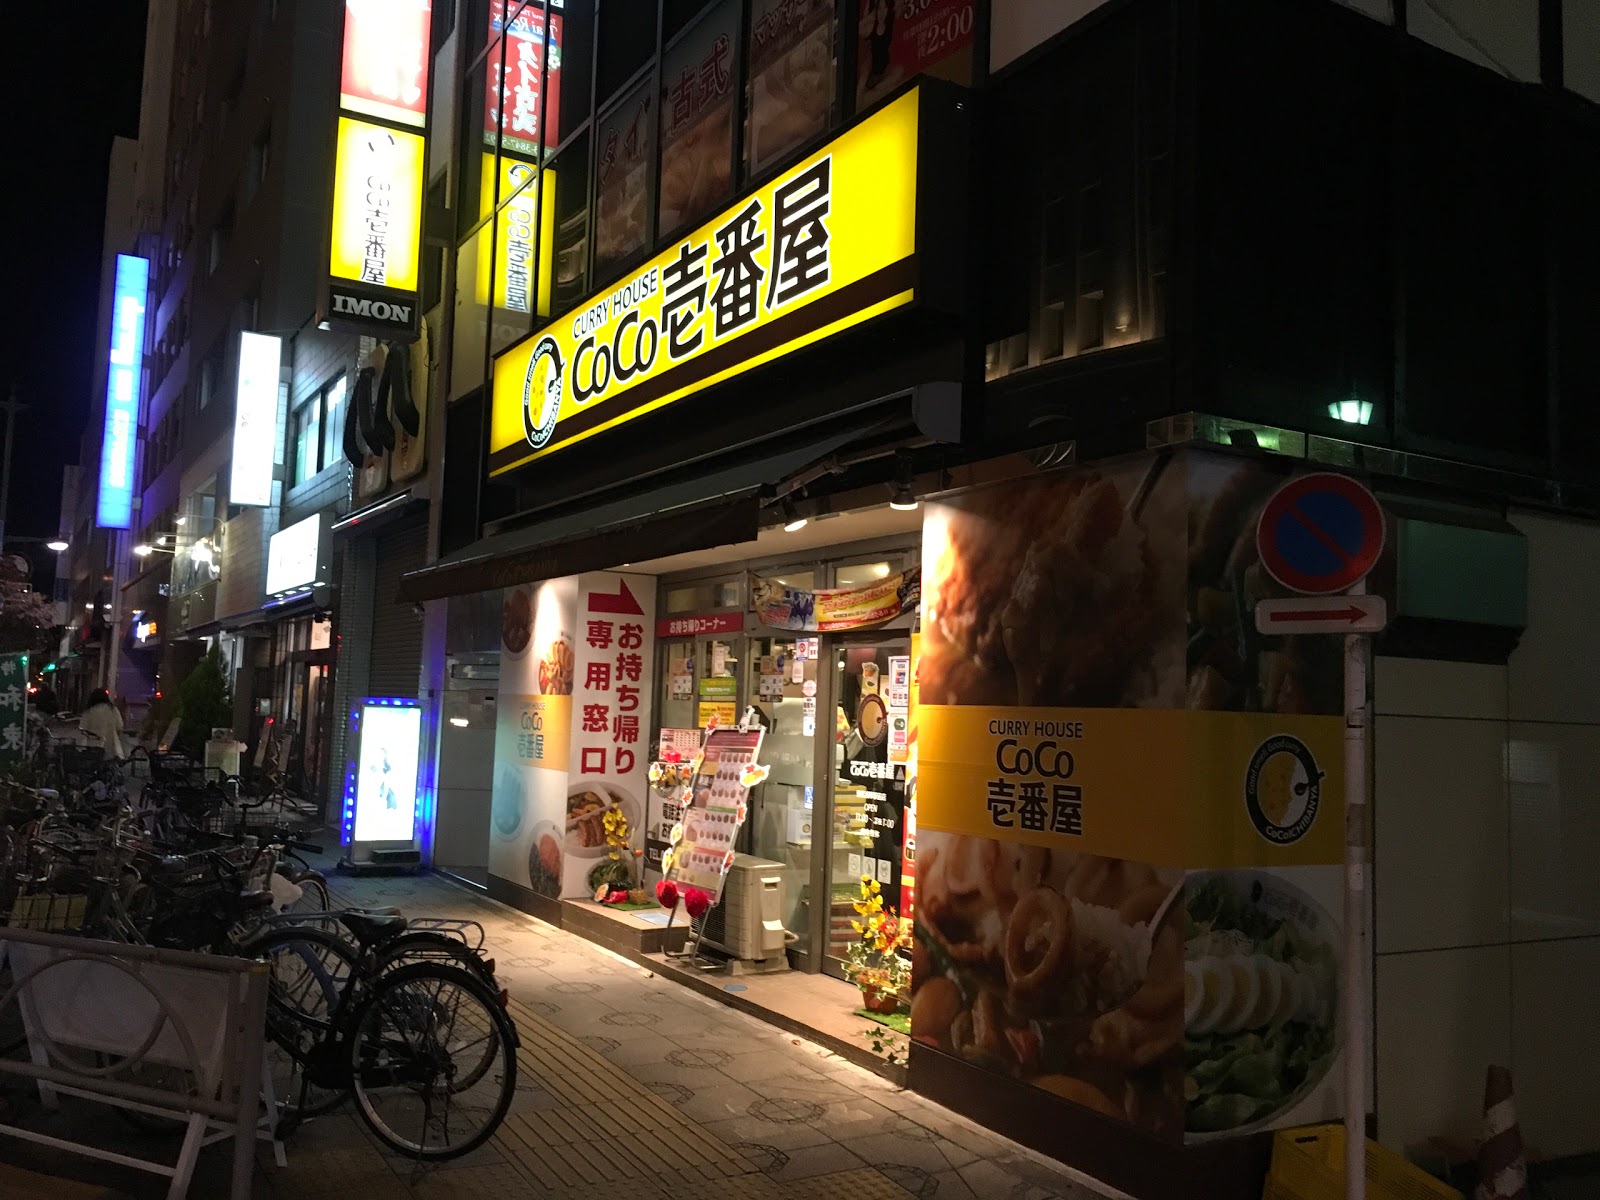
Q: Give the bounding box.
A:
[375,931,495,985]
[241,925,359,1119]
[347,962,517,1160]
[280,867,330,915]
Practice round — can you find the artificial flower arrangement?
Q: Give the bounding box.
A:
[844,875,913,1013]
[587,804,646,900]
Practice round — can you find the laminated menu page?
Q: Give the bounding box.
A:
[662,719,769,901]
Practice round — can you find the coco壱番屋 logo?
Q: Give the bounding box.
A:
[1244,735,1323,846]
[521,335,564,449]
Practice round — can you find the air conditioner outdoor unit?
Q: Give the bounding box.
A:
[702,853,791,967]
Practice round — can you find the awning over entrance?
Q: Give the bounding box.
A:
[399,419,891,602]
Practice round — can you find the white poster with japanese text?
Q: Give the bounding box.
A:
[562,573,657,899]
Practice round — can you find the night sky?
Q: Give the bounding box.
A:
[0,5,148,562]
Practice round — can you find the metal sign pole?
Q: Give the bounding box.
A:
[1343,579,1371,1200]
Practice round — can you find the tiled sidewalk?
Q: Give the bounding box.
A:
[0,867,1126,1200]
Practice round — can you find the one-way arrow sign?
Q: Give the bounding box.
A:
[1255,595,1388,635]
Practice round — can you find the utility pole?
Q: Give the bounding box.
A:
[0,385,26,549]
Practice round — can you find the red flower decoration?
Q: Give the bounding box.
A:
[683,888,711,919]
[655,880,679,909]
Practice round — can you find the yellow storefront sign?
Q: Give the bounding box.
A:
[328,116,425,294]
[488,87,922,476]
[916,706,1343,869]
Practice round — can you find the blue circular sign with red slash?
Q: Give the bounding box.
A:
[1256,473,1386,595]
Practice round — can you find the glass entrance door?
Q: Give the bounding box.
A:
[824,635,912,978]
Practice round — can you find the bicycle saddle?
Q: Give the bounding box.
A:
[339,909,408,946]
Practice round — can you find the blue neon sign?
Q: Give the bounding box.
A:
[96,254,149,529]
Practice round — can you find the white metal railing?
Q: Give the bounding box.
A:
[0,927,269,1199]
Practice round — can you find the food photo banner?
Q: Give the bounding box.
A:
[752,567,920,632]
[911,454,1347,1144]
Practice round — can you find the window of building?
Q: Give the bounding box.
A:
[659,0,739,236]
[288,373,347,486]
[244,124,271,203]
[290,394,321,487]
[593,80,655,278]
[744,0,836,179]
[320,374,348,471]
[199,349,221,408]
[209,204,233,275]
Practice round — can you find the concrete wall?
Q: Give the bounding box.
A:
[1374,510,1600,1160]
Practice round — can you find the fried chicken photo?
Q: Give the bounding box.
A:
[922,471,1167,708]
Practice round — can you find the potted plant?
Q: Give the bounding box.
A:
[844,875,912,1014]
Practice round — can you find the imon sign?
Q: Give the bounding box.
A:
[488,86,922,476]
[339,0,431,129]
[326,0,431,338]
[1256,473,1386,596]
[229,332,281,506]
[97,254,149,529]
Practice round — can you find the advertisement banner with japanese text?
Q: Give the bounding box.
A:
[340,0,431,128]
[0,654,28,765]
[855,0,974,111]
[489,577,575,898]
[476,155,556,316]
[489,87,920,475]
[660,0,739,232]
[913,455,1346,1143]
[563,573,657,899]
[485,0,562,159]
[752,567,920,632]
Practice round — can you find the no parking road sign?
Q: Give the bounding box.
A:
[1256,472,1386,595]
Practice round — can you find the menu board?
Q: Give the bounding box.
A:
[664,724,767,900]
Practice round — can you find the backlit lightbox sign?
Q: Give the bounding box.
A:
[325,0,432,338]
[487,86,922,478]
[339,0,431,129]
[327,118,427,333]
[343,697,422,846]
[97,253,149,529]
[265,512,323,597]
[229,331,281,506]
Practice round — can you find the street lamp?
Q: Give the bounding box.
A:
[46,539,68,552]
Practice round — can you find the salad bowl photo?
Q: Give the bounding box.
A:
[1182,869,1341,1139]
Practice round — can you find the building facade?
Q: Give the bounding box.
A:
[398,1,1600,1196]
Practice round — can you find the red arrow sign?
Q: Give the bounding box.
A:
[588,577,644,615]
[1255,596,1387,635]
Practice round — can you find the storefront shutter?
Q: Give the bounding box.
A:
[367,520,427,697]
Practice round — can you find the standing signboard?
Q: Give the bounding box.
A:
[662,720,767,900]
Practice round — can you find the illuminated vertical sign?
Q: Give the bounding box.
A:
[229,331,281,507]
[340,0,431,128]
[485,0,563,159]
[96,253,148,529]
[326,1,432,337]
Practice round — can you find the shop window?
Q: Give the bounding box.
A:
[744,0,836,179]
[659,0,739,237]
[593,80,655,279]
[548,131,592,316]
[833,561,891,588]
[663,576,741,614]
[552,0,597,148]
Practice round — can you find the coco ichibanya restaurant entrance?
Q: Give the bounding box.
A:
[648,539,920,983]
